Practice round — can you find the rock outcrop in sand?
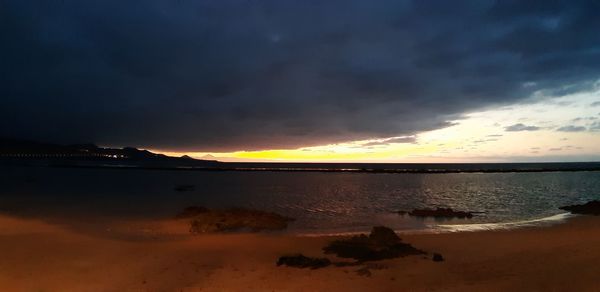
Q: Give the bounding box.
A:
[276,254,331,269]
[432,253,444,262]
[177,206,294,233]
[322,226,425,262]
[277,226,428,271]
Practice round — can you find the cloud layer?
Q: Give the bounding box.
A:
[505,124,541,132]
[2,0,600,151]
[556,125,587,132]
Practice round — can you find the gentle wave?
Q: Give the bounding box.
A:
[297,213,575,237]
[431,212,575,233]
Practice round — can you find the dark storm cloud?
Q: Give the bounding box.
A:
[505,123,541,132]
[385,136,418,144]
[2,0,600,151]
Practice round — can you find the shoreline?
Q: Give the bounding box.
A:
[0,204,579,237]
[296,212,581,237]
[0,213,598,291]
[294,212,576,237]
[4,209,576,238]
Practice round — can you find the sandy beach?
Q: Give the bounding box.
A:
[0,214,597,291]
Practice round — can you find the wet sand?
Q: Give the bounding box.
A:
[0,215,599,291]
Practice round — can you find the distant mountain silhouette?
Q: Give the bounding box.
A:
[201,154,218,161]
[0,138,156,158]
[0,138,219,168]
[2,138,599,173]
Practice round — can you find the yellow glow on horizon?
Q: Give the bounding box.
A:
[152,90,600,162]
[155,141,441,162]
[229,143,438,161]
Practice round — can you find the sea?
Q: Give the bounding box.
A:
[1,164,599,235]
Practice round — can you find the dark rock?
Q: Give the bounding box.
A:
[323,226,425,262]
[181,206,294,233]
[355,263,387,276]
[332,261,362,267]
[175,206,209,218]
[174,185,195,192]
[432,253,444,262]
[355,267,372,277]
[276,254,331,269]
[559,200,600,215]
[400,207,474,218]
[369,226,402,246]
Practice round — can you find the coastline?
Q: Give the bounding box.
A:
[0,213,598,291]
[33,164,600,174]
[4,160,600,174]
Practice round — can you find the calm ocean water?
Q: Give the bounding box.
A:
[1,165,599,234]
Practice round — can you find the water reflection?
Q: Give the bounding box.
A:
[0,166,598,233]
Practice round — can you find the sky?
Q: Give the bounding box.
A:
[2,0,600,162]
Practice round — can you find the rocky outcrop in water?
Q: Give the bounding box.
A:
[322,226,425,262]
[399,207,474,218]
[276,254,331,269]
[177,206,294,233]
[559,200,600,215]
